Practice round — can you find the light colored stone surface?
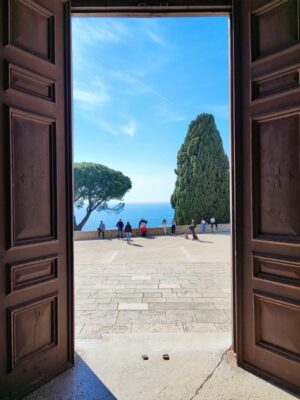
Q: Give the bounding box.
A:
[75,234,232,335]
[25,333,295,400]
[192,350,296,400]
[118,303,148,310]
[25,234,295,400]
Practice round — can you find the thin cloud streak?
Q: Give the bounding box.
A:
[73,88,110,107]
[97,119,137,137]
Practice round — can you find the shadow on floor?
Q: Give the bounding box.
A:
[24,353,117,400]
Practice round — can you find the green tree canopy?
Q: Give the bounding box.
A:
[74,162,132,231]
[171,113,229,225]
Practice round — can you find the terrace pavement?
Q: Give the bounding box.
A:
[25,233,296,399]
[75,233,232,336]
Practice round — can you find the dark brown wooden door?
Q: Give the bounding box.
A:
[234,0,300,395]
[0,1,73,399]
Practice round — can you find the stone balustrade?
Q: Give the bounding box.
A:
[74,223,230,241]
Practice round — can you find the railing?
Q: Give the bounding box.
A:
[74,223,231,240]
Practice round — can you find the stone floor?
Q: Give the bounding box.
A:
[24,233,297,399]
[75,234,231,336]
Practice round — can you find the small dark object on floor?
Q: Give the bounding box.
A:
[163,354,170,360]
[142,355,149,360]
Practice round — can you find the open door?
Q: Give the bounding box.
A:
[234,0,300,395]
[0,0,73,399]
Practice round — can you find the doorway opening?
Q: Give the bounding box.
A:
[72,15,232,399]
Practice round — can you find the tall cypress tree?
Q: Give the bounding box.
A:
[171,113,229,224]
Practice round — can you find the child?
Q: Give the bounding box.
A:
[125,221,132,243]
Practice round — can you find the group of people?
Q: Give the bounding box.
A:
[188,216,218,240]
[98,216,217,242]
[97,218,149,243]
[162,218,176,235]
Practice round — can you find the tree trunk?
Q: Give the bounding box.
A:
[74,215,80,231]
[75,209,93,231]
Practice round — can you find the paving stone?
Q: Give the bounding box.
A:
[162,293,178,298]
[136,288,172,293]
[115,293,143,298]
[166,297,192,303]
[143,297,166,303]
[96,304,118,311]
[149,302,216,311]
[79,323,131,337]
[118,303,148,311]
[177,292,203,298]
[166,310,198,323]
[213,301,231,310]
[115,289,135,293]
[78,311,118,324]
[143,292,162,298]
[75,303,98,311]
[131,323,184,333]
[126,284,158,289]
[117,311,166,324]
[159,284,181,289]
[111,298,142,304]
[194,310,228,323]
[93,298,112,304]
[183,323,217,333]
[131,275,151,280]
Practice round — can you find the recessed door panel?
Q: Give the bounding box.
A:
[235,0,300,394]
[0,1,73,399]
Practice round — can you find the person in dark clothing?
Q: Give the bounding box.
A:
[139,218,148,237]
[171,218,176,235]
[116,219,124,239]
[97,220,105,239]
[189,218,198,240]
[124,222,132,243]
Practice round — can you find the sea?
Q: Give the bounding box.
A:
[74,202,175,231]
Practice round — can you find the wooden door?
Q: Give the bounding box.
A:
[0,1,73,399]
[234,0,300,395]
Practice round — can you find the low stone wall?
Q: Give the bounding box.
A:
[74,223,230,241]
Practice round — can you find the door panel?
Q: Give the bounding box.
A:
[235,0,300,394]
[0,1,73,399]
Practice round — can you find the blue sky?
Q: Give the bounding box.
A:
[72,17,229,202]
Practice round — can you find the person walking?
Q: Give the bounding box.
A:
[171,218,176,235]
[139,218,148,237]
[162,219,167,235]
[210,216,215,231]
[124,221,132,243]
[97,220,105,239]
[116,218,124,239]
[189,218,198,240]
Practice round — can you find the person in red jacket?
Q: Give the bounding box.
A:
[139,218,148,237]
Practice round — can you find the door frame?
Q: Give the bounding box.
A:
[69,0,239,353]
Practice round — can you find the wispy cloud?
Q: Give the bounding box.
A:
[122,120,137,136]
[138,19,166,46]
[110,68,172,104]
[98,119,137,137]
[155,103,187,123]
[73,76,110,107]
[72,18,131,46]
[73,88,109,106]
